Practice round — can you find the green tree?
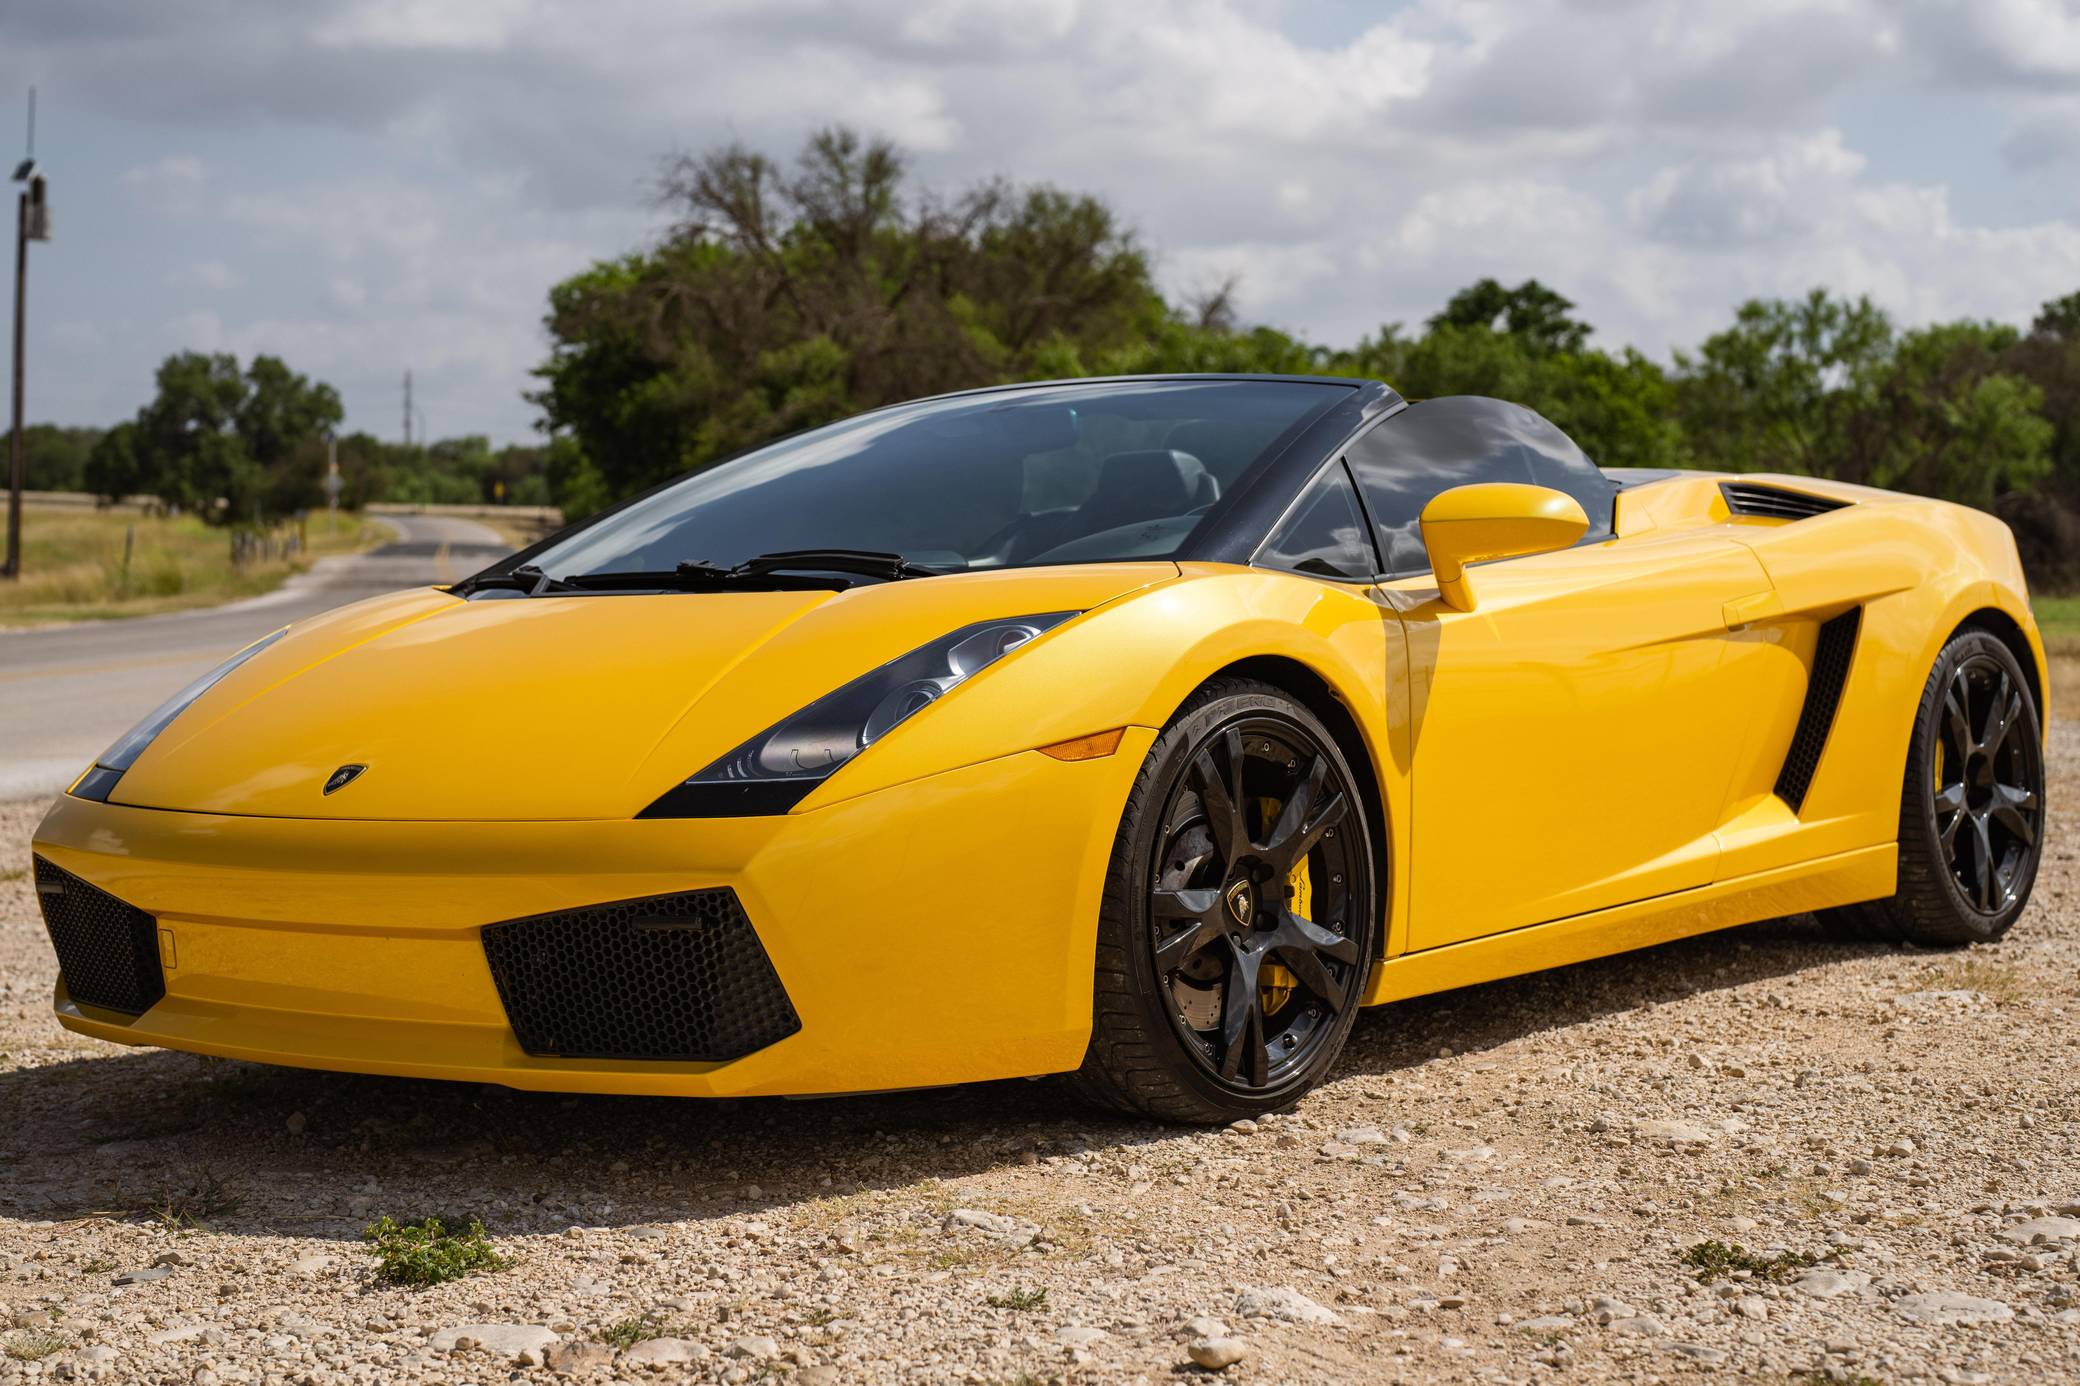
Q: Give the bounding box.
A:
[2033,291,2080,341]
[82,421,143,503]
[19,423,102,491]
[1428,278,1591,355]
[239,355,343,485]
[2011,290,2080,492]
[1675,292,2049,509]
[1673,289,1893,478]
[1380,318,1683,470]
[135,351,253,518]
[1867,322,2050,509]
[534,126,1167,512]
[116,352,343,523]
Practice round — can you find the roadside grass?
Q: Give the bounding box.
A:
[596,1313,664,1349]
[2033,593,2080,651]
[1,1329,68,1362]
[149,1168,244,1231]
[1679,1239,1819,1283]
[1922,956,2037,1005]
[985,1285,1049,1311]
[2034,595,2080,711]
[1689,1169,1835,1222]
[0,503,382,625]
[363,1215,506,1287]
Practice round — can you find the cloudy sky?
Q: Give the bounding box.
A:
[6,0,2080,444]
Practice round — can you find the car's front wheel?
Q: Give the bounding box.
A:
[1072,678,1378,1123]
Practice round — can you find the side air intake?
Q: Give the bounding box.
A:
[1721,481,1849,521]
[1775,609,1861,812]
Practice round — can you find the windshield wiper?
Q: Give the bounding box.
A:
[457,550,946,599]
[729,549,946,581]
[451,563,579,597]
[563,551,945,591]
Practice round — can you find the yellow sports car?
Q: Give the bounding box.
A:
[33,376,2046,1122]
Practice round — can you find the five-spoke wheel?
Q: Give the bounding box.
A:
[1930,652,2041,915]
[1827,626,2044,946]
[1074,679,1376,1122]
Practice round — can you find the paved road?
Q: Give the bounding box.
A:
[0,514,510,802]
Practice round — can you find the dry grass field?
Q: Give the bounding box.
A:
[0,505,382,627]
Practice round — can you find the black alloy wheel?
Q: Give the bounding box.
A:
[1074,678,1377,1122]
[1930,651,2042,916]
[1150,718,1364,1088]
[1823,627,2044,946]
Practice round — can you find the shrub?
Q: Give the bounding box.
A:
[363,1215,506,1287]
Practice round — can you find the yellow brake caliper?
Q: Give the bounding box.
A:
[1257,798,1305,1015]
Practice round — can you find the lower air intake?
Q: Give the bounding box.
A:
[481,888,800,1062]
[34,857,166,1016]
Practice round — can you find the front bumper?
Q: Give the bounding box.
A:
[30,732,1153,1097]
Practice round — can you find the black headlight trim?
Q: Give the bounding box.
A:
[638,611,1079,820]
[638,778,822,820]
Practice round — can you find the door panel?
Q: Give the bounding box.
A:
[1391,530,1783,950]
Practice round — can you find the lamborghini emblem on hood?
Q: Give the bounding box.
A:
[323,764,368,795]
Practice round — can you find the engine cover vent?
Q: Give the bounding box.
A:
[1721,481,1850,521]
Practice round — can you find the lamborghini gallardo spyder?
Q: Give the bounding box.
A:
[32,376,2047,1122]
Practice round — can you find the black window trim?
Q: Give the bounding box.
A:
[1247,454,1388,584]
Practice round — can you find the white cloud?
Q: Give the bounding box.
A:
[1904,0,2080,86]
[314,0,533,51]
[119,154,208,215]
[1627,132,1870,248]
[169,260,241,291]
[9,0,2080,440]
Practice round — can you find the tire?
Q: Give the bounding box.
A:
[1822,628,2045,946]
[1070,678,1379,1123]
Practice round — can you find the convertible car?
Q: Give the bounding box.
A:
[33,376,2046,1122]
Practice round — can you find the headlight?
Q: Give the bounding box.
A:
[70,628,289,803]
[640,611,1078,818]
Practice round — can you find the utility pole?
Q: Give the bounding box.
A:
[403,369,413,449]
[5,89,50,581]
[323,433,341,532]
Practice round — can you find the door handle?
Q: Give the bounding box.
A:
[1722,590,1783,631]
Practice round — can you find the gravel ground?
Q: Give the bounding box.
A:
[3,731,2078,1385]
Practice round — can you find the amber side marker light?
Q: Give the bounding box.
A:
[1037,728,1126,762]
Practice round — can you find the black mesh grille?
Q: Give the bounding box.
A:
[1776,608,1862,812]
[33,857,165,1016]
[1722,481,1849,521]
[481,889,800,1061]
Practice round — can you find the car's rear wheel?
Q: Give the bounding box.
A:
[1823,628,2045,946]
[1071,678,1378,1123]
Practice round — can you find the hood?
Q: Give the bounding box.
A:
[108,563,1178,820]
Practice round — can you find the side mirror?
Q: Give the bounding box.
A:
[1419,483,1588,612]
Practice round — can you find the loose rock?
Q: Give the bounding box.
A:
[1188,1336,1251,1370]
[1235,1285,1342,1325]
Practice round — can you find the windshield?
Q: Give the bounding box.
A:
[528,379,1346,579]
